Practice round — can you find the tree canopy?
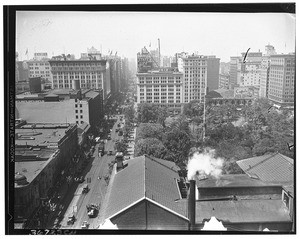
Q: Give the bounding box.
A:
[137,103,168,125]
[134,137,167,159]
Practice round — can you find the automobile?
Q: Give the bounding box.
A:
[82,184,89,194]
[107,134,111,140]
[117,123,121,127]
[115,128,119,133]
[81,221,90,229]
[78,176,84,183]
[118,131,123,136]
[67,214,76,225]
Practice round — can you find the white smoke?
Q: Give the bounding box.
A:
[187,148,224,180]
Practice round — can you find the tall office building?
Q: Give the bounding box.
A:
[229,56,241,89]
[206,56,220,92]
[259,45,277,98]
[182,54,207,103]
[136,68,183,114]
[268,53,295,107]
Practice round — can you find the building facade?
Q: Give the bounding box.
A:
[136,68,183,114]
[268,54,295,107]
[219,74,230,89]
[229,56,241,89]
[49,56,111,99]
[16,89,103,134]
[259,45,277,98]
[27,54,52,84]
[238,52,262,87]
[14,123,78,222]
[182,55,207,103]
[206,56,220,92]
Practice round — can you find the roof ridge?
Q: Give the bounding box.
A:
[146,155,178,173]
[277,153,294,165]
[244,152,279,172]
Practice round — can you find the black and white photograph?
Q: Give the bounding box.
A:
[4,2,296,235]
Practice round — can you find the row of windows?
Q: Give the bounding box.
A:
[51,62,102,67]
[140,76,182,80]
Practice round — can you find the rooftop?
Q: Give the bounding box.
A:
[193,199,291,224]
[99,155,187,223]
[15,148,59,184]
[15,123,73,147]
[195,174,280,188]
[237,153,294,185]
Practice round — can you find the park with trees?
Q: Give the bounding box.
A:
[126,98,294,175]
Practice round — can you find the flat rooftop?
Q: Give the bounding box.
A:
[196,174,280,188]
[15,148,59,184]
[15,123,73,147]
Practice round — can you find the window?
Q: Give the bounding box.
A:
[80,104,82,107]
[80,115,83,119]
[75,110,78,113]
[80,110,83,113]
[76,115,78,119]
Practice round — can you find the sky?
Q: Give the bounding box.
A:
[16,11,295,62]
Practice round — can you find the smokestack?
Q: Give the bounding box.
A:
[188,179,196,230]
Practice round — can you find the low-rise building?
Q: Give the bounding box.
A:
[16,88,103,134]
[99,155,189,230]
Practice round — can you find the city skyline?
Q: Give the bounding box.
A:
[16,11,295,62]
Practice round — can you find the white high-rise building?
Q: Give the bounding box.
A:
[136,68,183,114]
[268,53,295,107]
[182,55,207,103]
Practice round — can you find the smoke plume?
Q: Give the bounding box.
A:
[187,148,224,180]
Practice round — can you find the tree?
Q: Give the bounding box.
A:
[156,107,168,127]
[134,138,167,159]
[162,127,192,166]
[135,123,164,142]
[124,104,135,123]
[182,100,203,119]
[114,139,128,154]
[137,103,158,123]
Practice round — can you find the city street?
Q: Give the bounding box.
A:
[58,116,123,229]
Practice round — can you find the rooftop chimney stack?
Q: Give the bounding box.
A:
[188,179,196,230]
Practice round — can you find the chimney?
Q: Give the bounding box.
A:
[188,179,196,230]
[116,152,124,172]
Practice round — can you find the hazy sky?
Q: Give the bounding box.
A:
[16,11,295,62]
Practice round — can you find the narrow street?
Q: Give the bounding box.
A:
[58,116,123,229]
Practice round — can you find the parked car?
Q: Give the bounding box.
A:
[81,221,90,229]
[82,184,89,194]
[107,134,111,140]
[67,214,76,225]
